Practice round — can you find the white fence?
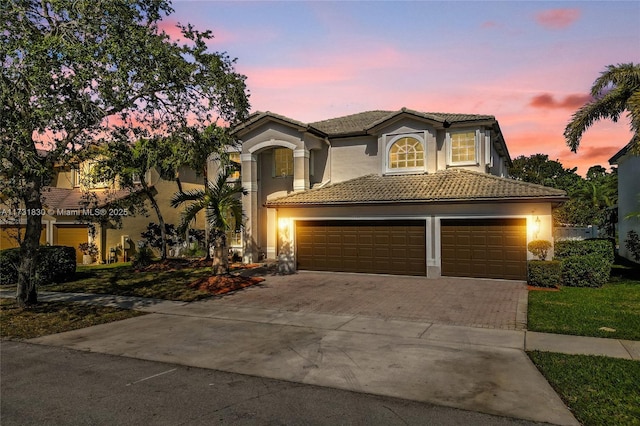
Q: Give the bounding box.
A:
[554,226,600,241]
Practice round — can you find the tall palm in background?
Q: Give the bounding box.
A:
[564,63,640,153]
[171,165,246,275]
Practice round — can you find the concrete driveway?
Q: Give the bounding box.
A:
[28,272,578,425]
[218,271,528,330]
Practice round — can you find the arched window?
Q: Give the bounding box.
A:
[389,137,424,169]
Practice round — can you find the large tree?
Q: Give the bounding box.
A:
[509,154,617,228]
[564,63,640,153]
[0,0,249,306]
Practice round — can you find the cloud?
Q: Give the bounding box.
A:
[578,145,621,162]
[481,21,499,29]
[530,93,592,109]
[535,9,581,30]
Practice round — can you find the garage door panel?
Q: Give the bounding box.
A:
[296,220,426,276]
[441,219,526,280]
[54,225,88,263]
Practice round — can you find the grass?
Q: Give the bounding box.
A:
[528,270,640,340]
[528,351,640,426]
[46,262,214,302]
[0,298,145,340]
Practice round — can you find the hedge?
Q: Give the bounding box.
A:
[527,260,561,288]
[0,246,76,286]
[561,255,611,288]
[554,239,614,265]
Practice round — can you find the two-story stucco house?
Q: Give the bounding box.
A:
[233,108,567,280]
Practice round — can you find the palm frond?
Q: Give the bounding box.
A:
[565,64,640,152]
[170,188,206,208]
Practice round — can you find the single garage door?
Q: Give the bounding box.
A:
[296,220,426,276]
[54,225,88,263]
[441,218,527,280]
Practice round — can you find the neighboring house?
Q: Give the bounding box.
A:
[232,108,567,280]
[609,139,640,261]
[0,158,206,263]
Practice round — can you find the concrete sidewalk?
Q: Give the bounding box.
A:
[3,289,637,361]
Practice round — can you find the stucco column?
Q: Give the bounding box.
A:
[293,148,310,192]
[241,153,258,263]
[266,208,277,259]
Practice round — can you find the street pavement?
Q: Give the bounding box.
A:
[1,341,550,426]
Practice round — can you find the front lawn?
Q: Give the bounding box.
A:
[528,274,640,340]
[46,261,215,302]
[0,298,145,340]
[528,351,640,426]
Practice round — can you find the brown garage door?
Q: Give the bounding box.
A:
[0,225,47,250]
[296,220,426,276]
[441,218,527,280]
[54,225,88,263]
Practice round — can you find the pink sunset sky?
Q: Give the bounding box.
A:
[164,1,639,175]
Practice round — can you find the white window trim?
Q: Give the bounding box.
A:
[384,133,427,175]
[446,129,480,167]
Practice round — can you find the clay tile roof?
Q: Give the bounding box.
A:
[41,187,140,212]
[265,169,567,207]
[309,109,496,136]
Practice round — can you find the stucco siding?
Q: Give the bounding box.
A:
[618,154,640,260]
[330,136,379,182]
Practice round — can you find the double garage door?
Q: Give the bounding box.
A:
[295,218,527,280]
[296,220,426,276]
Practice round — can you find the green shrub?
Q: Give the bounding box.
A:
[527,260,561,287]
[528,240,552,261]
[561,255,611,288]
[0,246,76,286]
[0,248,20,285]
[555,239,614,265]
[132,245,154,268]
[624,230,640,262]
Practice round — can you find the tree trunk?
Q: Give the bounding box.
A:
[16,178,43,307]
[145,188,167,260]
[203,171,211,261]
[211,234,229,275]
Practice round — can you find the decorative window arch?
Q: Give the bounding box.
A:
[388,136,425,171]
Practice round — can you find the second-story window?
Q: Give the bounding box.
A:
[388,137,424,170]
[449,130,478,165]
[273,148,293,177]
[228,152,241,180]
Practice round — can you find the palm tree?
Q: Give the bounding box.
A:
[171,166,246,275]
[564,63,640,153]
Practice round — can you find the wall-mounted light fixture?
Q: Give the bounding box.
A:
[533,216,541,239]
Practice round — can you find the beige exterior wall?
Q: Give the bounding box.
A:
[330,136,379,182]
[100,176,205,262]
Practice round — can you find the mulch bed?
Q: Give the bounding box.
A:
[188,275,265,295]
[528,285,560,292]
[134,258,267,295]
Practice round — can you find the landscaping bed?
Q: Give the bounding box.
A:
[43,260,266,302]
